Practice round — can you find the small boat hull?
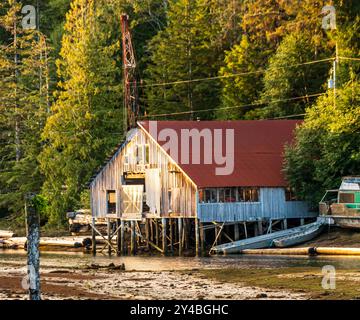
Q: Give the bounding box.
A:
[210,221,324,254]
[273,224,324,248]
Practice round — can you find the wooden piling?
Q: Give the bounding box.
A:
[199,221,205,256]
[178,218,183,256]
[300,218,305,226]
[150,218,154,243]
[25,195,41,300]
[257,220,263,235]
[169,219,174,255]
[145,219,150,251]
[234,223,240,241]
[243,222,248,238]
[195,218,200,257]
[92,217,96,256]
[107,218,112,256]
[155,219,159,246]
[130,220,136,255]
[162,218,167,255]
[116,219,121,256]
[120,219,125,255]
[283,219,288,230]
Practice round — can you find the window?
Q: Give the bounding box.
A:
[224,188,236,202]
[218,189,225,202]
[339,192,354,203]
[203,188,217,203]
[285,187,298,201]
[107,190,116,214]
[238,187,259,202]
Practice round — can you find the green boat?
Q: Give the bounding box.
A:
[319,176,360,229]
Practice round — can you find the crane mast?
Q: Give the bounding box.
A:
[120,14,139,132]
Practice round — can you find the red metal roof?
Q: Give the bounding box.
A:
[138,120,301,188]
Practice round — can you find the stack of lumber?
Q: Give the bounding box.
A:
[0,234,93,251]
[0,230,15,239]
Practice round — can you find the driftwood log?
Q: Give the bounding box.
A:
[0,230,15,239]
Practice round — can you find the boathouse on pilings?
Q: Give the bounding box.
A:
[88,120,317,256]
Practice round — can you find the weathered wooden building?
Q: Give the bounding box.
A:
[89,120,316,256]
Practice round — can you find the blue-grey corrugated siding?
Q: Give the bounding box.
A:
[198,188,316,222]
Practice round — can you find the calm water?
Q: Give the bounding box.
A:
[1,250,360,271]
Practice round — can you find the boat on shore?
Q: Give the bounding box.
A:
[210,220,325,254]
[319,176,360,229]
[273,221,324,248]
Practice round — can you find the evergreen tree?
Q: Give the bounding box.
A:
[284,81,360,206]
[39,0,123,224]
[144,0,242,120]
[252,32,330,119]
[0,0,50,216]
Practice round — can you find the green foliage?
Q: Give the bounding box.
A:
[0,0,50,216]
[144,0,242,119]
[39,0,123,225]
[284,82,360,206]
[254,32,330,119]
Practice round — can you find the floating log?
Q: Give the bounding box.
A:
[241,247,360,256]
[315,247,360,256]
[0,236,92,250]
[241,248,313,255]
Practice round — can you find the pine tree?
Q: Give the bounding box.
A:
[0,0,50,216]
[252,32,330,119]
[144,0,242,120]
[39,0,123,224]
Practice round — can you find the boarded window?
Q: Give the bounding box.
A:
[107,190,116,214]
[238,187,259,202]
[339,192,355,203]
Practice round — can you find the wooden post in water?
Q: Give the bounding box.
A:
[257,220,263,235]
[162,218,167,255]
[184,219,189,249]
[145,219,150,251]
[169,219,174,255]
[107,218,112,256]
[130,220,136,255]
[25,194,41,300]
[195,218,200,257]
[155,219,159,246]
[116,219,121,256]
[199,221,205,256]
[178,218,183,256]
[243,222,248,239]
[300,218,305,226]
[92,216,96,256]
[215,224,220,245]
[234,223,240,241]
[150,219,154,243]
[283,219,288,230]
[120,219,125,255]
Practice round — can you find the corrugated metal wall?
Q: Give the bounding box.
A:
[198,188,316,222]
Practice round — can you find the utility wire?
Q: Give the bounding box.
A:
[140,92,325,119]
[137,58,335,88]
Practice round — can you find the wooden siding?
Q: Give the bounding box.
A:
[90,128,197,219]
[198,188,316,222]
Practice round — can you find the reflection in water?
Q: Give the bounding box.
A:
[1,250,360,271]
